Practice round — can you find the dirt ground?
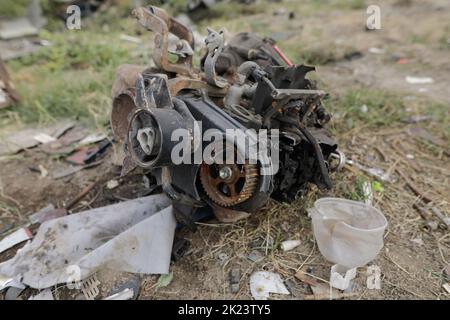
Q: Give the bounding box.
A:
[0,0,449,300]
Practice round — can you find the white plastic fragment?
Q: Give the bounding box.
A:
[0,194,175,289]
[280,240,301,252]
[106,179,119,189]
[0,275,25,291]
[33,133,56,144]
[368,47,385,54]
[120,34,142,44]
[29,289,54,300]
[0,228,32,254]
[104,288,134,300]
[249,271,290,300]
[443,283,450,294]
[405,76,434,84]
[78,133,107,146]
[330,264,357,290]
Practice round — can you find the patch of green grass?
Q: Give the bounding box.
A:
[346,175,369,201]
[0,0,32,18]
[310,0,366,11]
[411,34,428,45]
[439,25,450,50]
[325,88,407,133]
[3,28,135,128]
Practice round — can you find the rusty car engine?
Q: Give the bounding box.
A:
[111,6,343,225]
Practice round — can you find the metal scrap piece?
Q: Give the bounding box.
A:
[132,6,196,77]
[204,28,228,88]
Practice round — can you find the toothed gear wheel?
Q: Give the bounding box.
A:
[200,162,259,207]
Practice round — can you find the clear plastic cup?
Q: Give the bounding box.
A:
[310,198,388,269]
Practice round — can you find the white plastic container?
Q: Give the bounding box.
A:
[310,198,388,269]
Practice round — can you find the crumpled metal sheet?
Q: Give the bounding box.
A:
[0,194,175,289]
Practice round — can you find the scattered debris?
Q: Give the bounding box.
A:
[29,289,54,300]
[217,252,229,265]
[0,195,175,289]
[248,250,264,263]
[347,160,394,182]
[368,47,385,54]
[443,283,450,294]
[405,76,434,85]
[330,264,357,290]
[4,286,25,300]
[38,164,48,178]
[280,240,301,252]
[106,179,120,190]
[396,58,409,64]
[65,180,99,210]
[0,122,76,156]
[0,228,32,254]
[407,126,446,148]
[360,104,369,113]
[444,265,450,278]
[229,267,240,294]
[41,126,88,156]
[81,275,101,300]
[78,133,108,146]
[396,168,433,203]
[119,34,142,44]
[52,160,103,179]
[249,271,290,300]
[294,269,319,287]
[156,272,174,289]
[305,283,358,300]
[104,288,134,300]
[66,139,111,165]
[33,133,56,144]
[29,205,67,225]
[401,115,433,124]
[429,206,450,228]
[310,198,388,269]
[410,237,424,246]
[105,275,140,300]
[171,238,191,261]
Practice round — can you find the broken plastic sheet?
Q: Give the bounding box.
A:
[0,194,175,289]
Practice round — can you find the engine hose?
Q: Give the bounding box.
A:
[278,116,332,189]
[297,123,332,189]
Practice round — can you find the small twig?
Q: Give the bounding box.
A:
[396,168,433,203]
[65,180,99,210]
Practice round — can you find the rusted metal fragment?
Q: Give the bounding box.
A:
[211,204,250,223]
[132,6,197,77]
[167,76,207,96]
[111,64,147,99]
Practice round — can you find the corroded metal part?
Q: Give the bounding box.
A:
[111,64,148,142]
[200,161,259,207]
[204,28,228,88]
[132,6,197,78]
[211,203,251,223]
